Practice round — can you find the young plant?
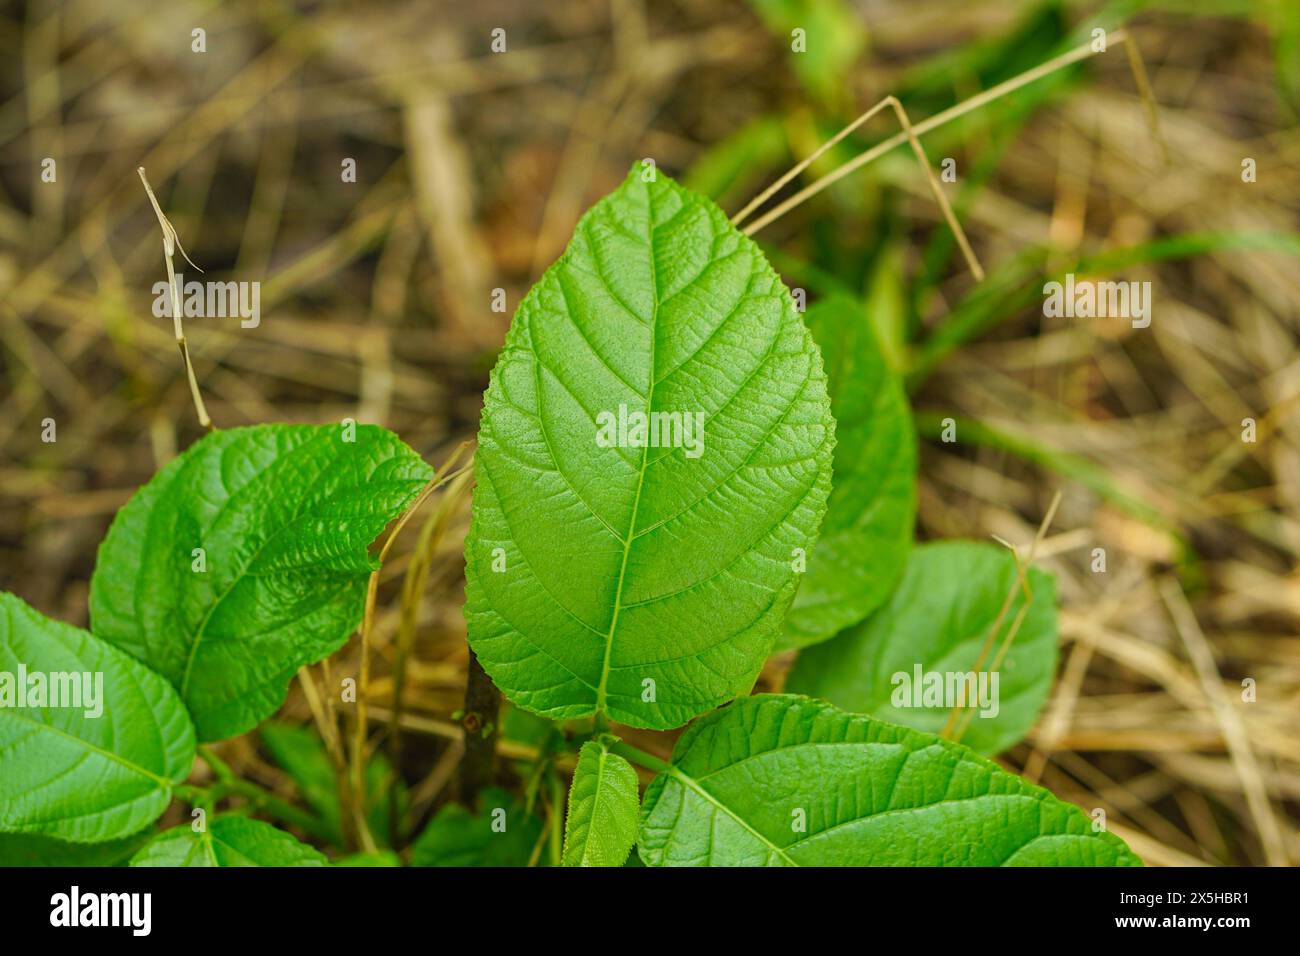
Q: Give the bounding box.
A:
[0,167,1139,868]
[463,166,1139,866]
[0,423,432,865]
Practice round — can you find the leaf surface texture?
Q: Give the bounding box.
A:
[787,541,1057,753]
[0,593,195,843]
[638,695,1140,866]
[130,816,326,866]
[90,423,432,742]
[465,168,835,728]
[562,739,639,866]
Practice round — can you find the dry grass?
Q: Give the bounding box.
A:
[2,0,1297,865]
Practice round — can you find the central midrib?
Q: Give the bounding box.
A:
[669,765,798,866]
[594,189,659,718]
[2,708,172,789]
[578,746,612,865]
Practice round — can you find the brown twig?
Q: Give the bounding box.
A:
[137,167,213,430]
[457,649,502,807]
[736,29,1156,239]
[348,443,473,850]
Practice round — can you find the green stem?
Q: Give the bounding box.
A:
[224,779,331,841]
[198,744,236,782]
[172,783,216,828]
[611,741,674,776]
[547,772,563,867]
[197,744,331,841]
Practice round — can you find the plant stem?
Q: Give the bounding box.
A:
[223,779,332,841]
[389,464,474,841]
[198,744,332,841]
[610,740,674,776]
[351,445,472,848]
[349,570,381,854]
[173,783,212,804]
[137,167,213,430]
[457,649,501,805]
[547,771,563,867]
[198,744,235,782]
[737,29,1138,237]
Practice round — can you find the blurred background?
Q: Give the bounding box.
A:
[2,0,1299,866]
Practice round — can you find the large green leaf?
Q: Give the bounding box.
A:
[638,695,1140,866]
[787,540,1057,754]
[410,787,542,867]
[89,423,433,742]
[781,295,916,648]
[129,815,327,867]
[0,830,152,867]
[464,167,835,729]
[562,738,639,867]
[0,593,195,843]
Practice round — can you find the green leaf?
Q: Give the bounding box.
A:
[500,701,560,749]
[260,721,407,846]
[865,248,908,372]
[130,815,327,867]
[638,694,1140,866]
[787,541,1057,754]
[410,787,542,867]
[333,850,401,867]
[781,295,916,648]
[561,739,639,867]
[259,722,344,842]
[0,592,195,843]
[464,167,835,729]
[0,830,152,867]
[89,423,433,742]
